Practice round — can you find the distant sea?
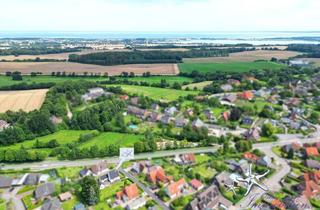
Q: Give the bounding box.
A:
[1,31,320,45]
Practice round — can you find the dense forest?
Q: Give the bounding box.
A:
[69,47,253,66]
[287,44,320,58]
[0,47,81,56]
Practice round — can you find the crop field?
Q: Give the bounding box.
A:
[106,84,199,101]
[121,76,193,84]
[0,89,48,113]
[0,62,179,75]
[183,50,301,63]
[178,61,285,73]
[182,81,212,90]
[0,75,108,88]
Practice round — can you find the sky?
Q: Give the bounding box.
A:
[1,0,320,32]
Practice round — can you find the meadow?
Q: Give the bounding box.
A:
[106,84,199,101]
[122,76,193,84]
[178,61,285,73]
[0,89,48,113]
[1,130,143,157]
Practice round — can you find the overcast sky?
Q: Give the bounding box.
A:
[1,0,320,31]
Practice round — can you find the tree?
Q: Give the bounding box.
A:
[230,108,242,121]
[261,123,275,137]
[11,71,23,81]
[287,148,294,159]
[235,140,252,152]
[79,176,100,205]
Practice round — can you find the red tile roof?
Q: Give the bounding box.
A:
[116,183,139,201]
[238,91,254,100]
[167,178,186,197]
[271,199,286,210]
[189,179,203,190]
[305,147,319,157]
[243,152,259,162]
[148,166,169,184]
[222,111,229,121]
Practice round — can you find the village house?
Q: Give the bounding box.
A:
[41,198,62,210]
[184,108,194,117]
[126,197,146,210]
[107,170,120,183]
[116,183,139,203]
[147,166,171,184]
[73,203,86,210]
[164,106,178,116]
[175,117,189,128]
[49,116,63,125]
[119,95,129,101]
[131,161,151,174]
[262,194,286,210]
[204,109,215,121]
[305,147,319,158]
[243,127,261,141]
[222,111,230,121]
[81,87,105,102]
[147,112,162,123]
[215,171,233,188]
[160,115,174,125]
[227,79,241,86]
[58,191,72,202]
[188,185,232,210]
[127,105,150,119]
[173,153,196,165]
[220,84,233,92]
[165,178,187,199]
[189,179,204,191]
[192,119,206,129]
[35,183,55,200]
[221,94,237,103]
[243,152,259,163]
[90,162,108,176]
[257,155,272,167]
[282,142,302,154]
[226,159,249,175]
[0,176,13,188]
[79,168,92,177]
[296,171,320,199]
[24,173,42,185]
[238,91,254,100]
[0,120,10,131]
[151,103,160,111]
[305,159,320,170]
[283,195,313,210]
[241,116,254,126]
[130,97,139,106]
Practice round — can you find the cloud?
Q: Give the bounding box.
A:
[0,0,320,31]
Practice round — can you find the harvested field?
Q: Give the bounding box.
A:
[183,50,301,63]
[182,81,212,90]
[0,62,179,75]
[0,89,48,113]
[303,58,320,67]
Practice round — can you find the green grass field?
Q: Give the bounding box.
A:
[106,84,199,101]
[1,130,143,158]
[0,75,107,88]
[178,61,285,73]
[122,76,193,84]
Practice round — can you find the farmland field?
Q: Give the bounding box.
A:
[0,75,108,88]
[106,84,199,101]
[183,50,301,63]
[182,81,212,90]
[0,62,179,75]
[121,76,193,84]
[0,89,48,113]
[179,61,285,73]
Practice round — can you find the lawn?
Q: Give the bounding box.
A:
[0,75,107,88]
[106,85,199,101]
[0,199,6,210]
[56,166,84,179]
[1,131,143,160]
[78,132,143,149]
[178,61,285,73]
[122,76,193,84]
[62,197,79,210]
[94,180,129,210]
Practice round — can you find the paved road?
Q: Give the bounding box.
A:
[1,146,219,171]
[119,168,170,210]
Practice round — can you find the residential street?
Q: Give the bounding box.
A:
[119,168,170,210]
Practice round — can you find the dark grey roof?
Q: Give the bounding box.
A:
[35,183,55,200]
[108,170,119,181]
[24,173,40,185]
[0,176,13,188]
[305,159,320,169]
[41,198,61,210]
[79,169,89,177]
